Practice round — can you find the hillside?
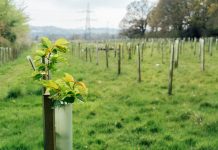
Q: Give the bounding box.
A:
[30,26,119,40]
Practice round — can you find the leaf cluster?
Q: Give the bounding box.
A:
[33,37,69,80]
[44,73,88,107]
[30,37,88,107]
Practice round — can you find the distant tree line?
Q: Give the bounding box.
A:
[0,0,29,47]
[120,0,218,38]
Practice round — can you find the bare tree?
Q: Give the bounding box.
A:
[119,0,153,38]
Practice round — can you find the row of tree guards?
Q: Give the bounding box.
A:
[0,47,22,65]
[25,37,215,150]
[72,37,217,95]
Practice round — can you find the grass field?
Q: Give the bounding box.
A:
[1,40,218,150]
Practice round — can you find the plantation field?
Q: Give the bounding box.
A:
[1,40,218,150]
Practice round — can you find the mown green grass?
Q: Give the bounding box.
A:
[0,41,218,150]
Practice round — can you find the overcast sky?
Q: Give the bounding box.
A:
[15,0,139,29]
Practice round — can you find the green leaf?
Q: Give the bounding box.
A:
[50,54,58,63]
[53,100,62,107]
[43,80,59,90]
[55,38,69,46]
[63,73,74,82]
[63,96,75,103]
[33,73,43,80]
[67,91,74,95]
[41,37,52,49]
[34,56,41,61]
[54,38,69,53]
[56,46,68,53]
[37,64,46,71]
[36,50,45,57]
[76,93,84,101]
[52,48,58,54]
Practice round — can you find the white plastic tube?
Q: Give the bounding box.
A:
[55,104,72,150]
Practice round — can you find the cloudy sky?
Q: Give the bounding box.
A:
[15,0,139,29]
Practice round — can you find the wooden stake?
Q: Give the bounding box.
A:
[26,56,36,71]
[137,44,141,82]
[200,38,205,71]
[89,48,92,62]
[118,44,121,75]
[114,45,117,58]
[106,44,109,68]
[128,43,132,60]
[0,47,2,65]
[180,39,184,54]
[85,47,88,62]
[43,94,56,150]
[194,38,197,55]
[141,42,144,62]
[3,48,6,63]
[161,41,165,64]
[78,43,81,58]
[168,43,175,95]
[114,42,116,58]
[42,57,55,150]
[151,39,154,57]
[174,39,180,68]
[209,37,212,56]
[122,44,124,59]
[96,44,99,65]
[71,43,74,56]
[216,39,218,51]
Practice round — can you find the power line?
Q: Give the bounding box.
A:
[85,3,91,40]
[77,2,96,40]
